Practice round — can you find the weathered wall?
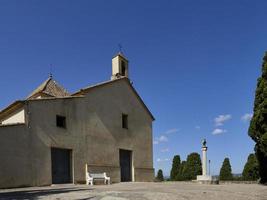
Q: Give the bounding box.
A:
[0,124,32,188]
[0,78,154,188]
[27,97,86,186]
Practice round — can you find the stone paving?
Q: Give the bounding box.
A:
[0,182,266,200]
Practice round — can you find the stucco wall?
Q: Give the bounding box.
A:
[82,80,154,182]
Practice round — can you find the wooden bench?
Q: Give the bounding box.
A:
[85,164,111,185]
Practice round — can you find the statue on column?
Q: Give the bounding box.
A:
[196,139,213,183]
[202,139,207,147]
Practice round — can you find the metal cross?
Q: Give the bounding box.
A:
[49,64,53,78]
[118,44,122,53]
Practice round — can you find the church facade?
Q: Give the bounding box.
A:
[0,53,155,188]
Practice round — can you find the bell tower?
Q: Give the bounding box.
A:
[111,53,129,80]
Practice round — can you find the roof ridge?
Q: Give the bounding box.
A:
[27,77,70,99]
[42,77,52,92]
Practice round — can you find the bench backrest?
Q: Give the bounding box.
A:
[88,173,106,178]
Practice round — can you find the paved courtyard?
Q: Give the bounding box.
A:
[0,182,266,200]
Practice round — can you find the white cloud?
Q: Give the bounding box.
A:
[158,135,168,142]
[214,114,232,126]
[161,148,169,153]
[154,128,178,145]
[241,113,253,122]
[157,158,170,162]
[153,128,178,145]
[153,135,168,145]
[164,128,179,135]
[153,140,159,145]
[212,128,227,135]
[195,126,200,130]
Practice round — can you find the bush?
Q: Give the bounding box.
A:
[156,169,164,182]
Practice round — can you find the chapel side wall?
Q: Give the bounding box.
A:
[0,124,33,188]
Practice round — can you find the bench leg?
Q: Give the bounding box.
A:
[87,179,93,185]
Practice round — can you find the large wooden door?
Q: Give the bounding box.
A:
[51,148,71,184]
[119,149,132,182]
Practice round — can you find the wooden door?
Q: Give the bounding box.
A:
[51,148,71,184]
[119,149,132,182]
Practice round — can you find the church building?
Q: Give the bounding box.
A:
[0,53,155,188]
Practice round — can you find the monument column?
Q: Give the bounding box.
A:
[197,139,213,182]
[202,146,208,176]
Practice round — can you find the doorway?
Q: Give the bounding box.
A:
[119,149,132,182]
[51,148,72,184]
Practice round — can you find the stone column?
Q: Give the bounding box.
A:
[197,139,215,183]
[202,146,208,176]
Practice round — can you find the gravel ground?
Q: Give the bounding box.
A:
[0,182,266,200]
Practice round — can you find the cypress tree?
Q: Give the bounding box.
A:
[170,155,181,181]
[242,154,259,181]
[183,153,202,180]
[177,160,186,181]
[249,51,267,184]
[219,158,233,180]
[156,169,164,181]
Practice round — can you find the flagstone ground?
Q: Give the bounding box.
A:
[0,182,266,200]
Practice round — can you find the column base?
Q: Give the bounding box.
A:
[194,175,219,184]
[197,175,212,181]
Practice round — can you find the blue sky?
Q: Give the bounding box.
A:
[0,0,266,176]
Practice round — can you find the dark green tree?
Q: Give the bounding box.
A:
[242,153,259,181]
[219,158,233,180]
[176,160,187,181]
[249,51,267,184]
[156,169,164,181]
[170,155,181,181]
[183,153,202,180]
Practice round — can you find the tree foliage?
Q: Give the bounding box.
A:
[170,155,181,181]
[177,160,187,181]
[183,152,202,180]
[242,154,259,181]
[249,51,267,184]
[219,158,233,180]
[156,169,164,181]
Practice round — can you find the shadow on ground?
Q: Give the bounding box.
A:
[0,187,95,200]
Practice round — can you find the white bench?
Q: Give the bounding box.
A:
[86,172,110,185]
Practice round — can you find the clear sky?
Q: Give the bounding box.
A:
[0,0,266,176]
